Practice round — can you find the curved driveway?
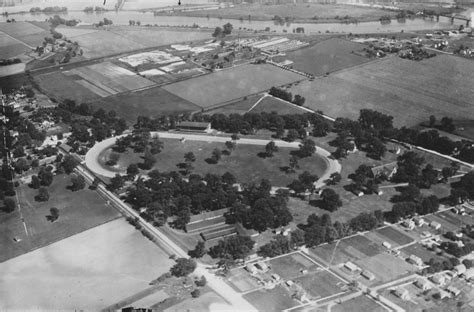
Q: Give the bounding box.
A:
[85,132,341,187]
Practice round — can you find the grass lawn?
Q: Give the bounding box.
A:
[163,64,304,108]
[332,295,386,312]
[249,95,309,115]
[288,55,474,127]
[0,218,175,310]
[100,138,328,187]
[0,174,121,263]
[355,253,416,283]
[375,226,415,246]
[295,270,344,299]
[273,38,372,76]
[269,252,320,280]
[244,286,299,312]
[400,243,446,264]
[89,86,200,123]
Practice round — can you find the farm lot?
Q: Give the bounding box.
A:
[88,86,199,123]
[294,270,345,299]
[355,253,416,283]
[309,234,383,265]
[332,294,387,312]
[249,95,309,115]
[65,62,155,97]
[289,55,474,127]
[0,174,120,263]
[227,267,260,293]
[0,21,49,47]
[163,64,304,108]
[0,218,175,310]
[372,226,415,247]
[268,252,320,280]
[98,138,328,187]
[204,94,263,115]
[244,285,299,312]
[58,25,212,59]
[273,38,371,76]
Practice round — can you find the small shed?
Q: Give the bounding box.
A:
[344,261,360,272]
[361,270,375,281]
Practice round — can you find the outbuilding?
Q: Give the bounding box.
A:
[176,121,212,133]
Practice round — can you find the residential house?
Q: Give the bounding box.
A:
[414,279,431,291]
[430,221,441,230]
[430,274,446,285]
[446,286,461,297]
[454,264,466,276]
[408,255,424,267]
[393,288,410,300]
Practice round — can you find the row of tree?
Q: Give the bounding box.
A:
[268,87,305,106]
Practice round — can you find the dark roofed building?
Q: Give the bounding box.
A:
[177,121,212,133]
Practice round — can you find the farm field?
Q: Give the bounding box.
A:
[249,95,309,115]
[273,38,371,76]
[332,295,387,312]
[288,55,474,127]
[204,94,263,115]
[58,26,212,59]
[0,63,25,77]
[0,218,174,310]
[295,270,344,299]
[99,138,328,187]
[0,174,121,263]
[244,286,298,312]
[65,62,155,96]
[0,21,49,47]
[373,226,415,246]
[163,64,304,108]
[88,86,199,123]
[268,252,320,280]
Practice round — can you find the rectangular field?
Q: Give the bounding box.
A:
[295,270,344,299]
[289,55,474,127]
[274,38,371,76]
[0,218,175,310]
[0,174,121,263]
[268,252,319,280]
[244,286,299,312]
[332,295,387,312]
[373,226,414,246]
[163,64,304,108]
[88,86,200,123]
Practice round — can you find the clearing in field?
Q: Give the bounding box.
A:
[289,55,474,127]
[294,270,344,299]
[249,95,309,115]
[332,294,387,312]
[355,253,416,283]
[273,38,371,76]
[268,252,320,280]
[98,137,328,187]
[67,62,155,96]
[244,286,299,312]
[88,86,199,123]
[163,63,304,108]
[0,174,120,263]
[0,218,174,310]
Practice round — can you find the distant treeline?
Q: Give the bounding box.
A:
[30,6,67,14]
[0,58,21,66]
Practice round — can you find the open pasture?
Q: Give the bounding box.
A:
[0,218,174,310]
[0,174,120,263]
[295,270,345,299]
[274,38,371,76]
[163,63,304,108]
[332,295,387,312]
[89,86,199,122]
[244,286,298,312]
[289,55,474,127]
[355,253,416,283]
[98,137,328,187]
[268,252,320,280]
[249,95,309,115]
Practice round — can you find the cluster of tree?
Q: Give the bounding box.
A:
[224,179,293,232]
[257,231,305,258]
[0,58,21,66]
[128,20,141,26]
[84,6,107,12]
[426,115,456,133]
[0,164,16,199]
[422,257,461,275]
[287,170,319,195]
[48,15,78,27]
[212,23,233,37]
[170,258,196,277]
[268,87,305,106]
[451,171,474,203]
[95,18,113,27]
[399,45,436,61]
[208,235,255,260]
[439,241,474,258]
[384,191,439,223]
[297,211,384,248]
[30,6,67,13]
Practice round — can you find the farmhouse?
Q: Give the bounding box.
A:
[414,279,431,291]
[255,262,269,272]
[430,221,441,230]
[413,217,425,226]
[176,121,212,133]
[408,255,423,267]
[393,287,410,300]
[402,220,415,230]
[245,264,258,274]
[430,274,446,285]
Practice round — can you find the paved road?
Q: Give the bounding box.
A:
[84,132,341,189]
[73,164,257,311]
